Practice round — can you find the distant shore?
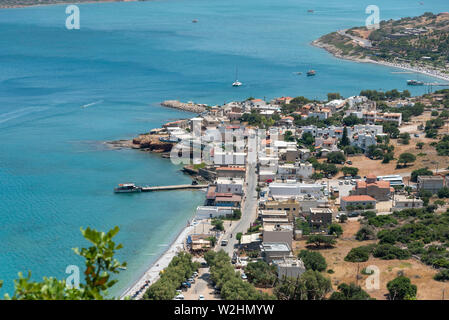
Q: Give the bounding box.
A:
[0,0,137,9]
[311,39,449,83]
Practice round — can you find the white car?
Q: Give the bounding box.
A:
[198,295,205,300]
[175,294,185,300]
[241,273,247,280]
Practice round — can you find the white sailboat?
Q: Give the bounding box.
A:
[232,67,242,87]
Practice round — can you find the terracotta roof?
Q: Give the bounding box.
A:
[366,174,377,179]
[373,180,390,188]
[342,195,376,202]
[216,167,245,172]
[356,181,367,188]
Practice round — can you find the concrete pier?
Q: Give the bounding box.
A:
[141,184,207,192]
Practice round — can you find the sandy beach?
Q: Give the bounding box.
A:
[120,219,198,300]
[311,39,449,83]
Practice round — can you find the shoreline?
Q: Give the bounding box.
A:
[311,39,449,83]
[119,218,198,300]
[0,0,137,9]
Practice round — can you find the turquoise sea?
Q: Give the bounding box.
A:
[1,0,448,296]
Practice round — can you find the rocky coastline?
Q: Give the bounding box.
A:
[106,133,174,153]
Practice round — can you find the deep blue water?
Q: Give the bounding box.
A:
[0,0,448,296]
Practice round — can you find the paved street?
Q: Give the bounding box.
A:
[183,258,218,300]
[216,163,258,257]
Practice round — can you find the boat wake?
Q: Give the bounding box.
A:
[81,100,103,109]
[0,107,49,124]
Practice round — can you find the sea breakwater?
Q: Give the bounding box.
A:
[161,100,207,113]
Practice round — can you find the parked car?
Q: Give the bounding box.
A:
[346,160,352,165]
[193,271,199,277]
[241,273,247,280]
[175,294,185,300]
[348,212,360,217]
[414,133,420,137]
[338,181,343,185]
[198,295,205,300]
[188,278,195,283]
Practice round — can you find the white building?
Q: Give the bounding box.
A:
[216,177,244,194]
[195,206,234,220]
[269,182,324,199]
[213,150,246,165]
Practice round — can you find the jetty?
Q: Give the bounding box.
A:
[141,184,207,192]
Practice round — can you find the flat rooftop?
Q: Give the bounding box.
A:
[263,223,294,232]
[260,210,288,216]
[261,242,291,252]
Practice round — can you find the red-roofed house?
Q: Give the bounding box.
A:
[351,175,392,201]
[216,166,246,178]
[340,195,376,210]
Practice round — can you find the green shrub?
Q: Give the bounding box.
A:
[298,250,327,272]
[372,244,411,260]
[344,245,376,262]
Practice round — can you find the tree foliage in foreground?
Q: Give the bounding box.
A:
[0,226,126,300]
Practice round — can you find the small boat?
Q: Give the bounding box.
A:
[232,67,242,87]
[307,70,316,76]
[295,72,302,75]
[307,9,314,13]
[114,183,142,193]
[192,19,198,23]
[407,79,424,86]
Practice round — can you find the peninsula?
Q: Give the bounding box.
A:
[312,12,449,82]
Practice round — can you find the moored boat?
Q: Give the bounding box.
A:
[307,70,316,76]
[114,183,142,193]
[407,79,424,86]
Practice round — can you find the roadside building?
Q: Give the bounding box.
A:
[195,206,234,220]
[263,223,294,248]
[269,182,324,199]
[261,242,292,263]
[216,177,244,195]
[272,257,306,279]
[216,166,246,179]
[340,195,376,211]
[308,208,333,230]
[351,174,392,201]
[188,234,212,252]
[240,233,262,251]
[391,195,424,211]
[417,176,446,193]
